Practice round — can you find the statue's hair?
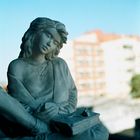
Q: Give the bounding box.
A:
[18,17,68,59]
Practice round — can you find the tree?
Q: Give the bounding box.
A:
[130,74,140,98]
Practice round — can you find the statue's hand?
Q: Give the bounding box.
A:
[33,102,59,122]
[34,102,45,113]
[44,102,59,117]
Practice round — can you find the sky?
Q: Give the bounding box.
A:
[0,0,140,83]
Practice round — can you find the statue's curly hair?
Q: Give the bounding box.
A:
[18,17,68,60]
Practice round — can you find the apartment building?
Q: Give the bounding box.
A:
[60,30,140,99]
[72,31,106,97]
[102,36,140,96]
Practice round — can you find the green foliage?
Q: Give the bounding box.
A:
[130,74,140,98]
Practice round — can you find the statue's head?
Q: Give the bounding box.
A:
[19,17,68,59]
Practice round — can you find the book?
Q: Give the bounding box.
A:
[50,109,100,136]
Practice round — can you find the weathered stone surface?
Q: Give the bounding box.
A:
[0,17,109,140]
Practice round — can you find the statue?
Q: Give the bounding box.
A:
[0,17,109,140]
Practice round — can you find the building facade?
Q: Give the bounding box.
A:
[60,30,140,100]
[102,36,140,96]
[72,32,106,98]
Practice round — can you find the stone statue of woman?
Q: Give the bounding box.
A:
[0,17,109,140]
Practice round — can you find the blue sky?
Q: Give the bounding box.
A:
[0,0,140,83]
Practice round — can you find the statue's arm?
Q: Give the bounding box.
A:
[58,60,77,114]
[7,61,39,110]
[33,59,77,121]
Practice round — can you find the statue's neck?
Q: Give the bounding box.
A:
[28,54,47,65]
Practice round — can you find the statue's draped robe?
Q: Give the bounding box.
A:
[8,58,77,122]
[6,57,109,140]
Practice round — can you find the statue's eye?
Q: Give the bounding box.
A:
[46,32,52,39]
[53,40,60,46]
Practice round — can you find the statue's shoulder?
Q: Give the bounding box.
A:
[8,58,25,76]
[53,57,67,66]
[8,58,25,69]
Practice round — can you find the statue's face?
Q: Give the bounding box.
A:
[57,24,68,43]
[33,29,61,55]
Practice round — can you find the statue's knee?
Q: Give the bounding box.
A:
[90,123,109,140]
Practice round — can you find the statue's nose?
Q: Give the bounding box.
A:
[46,39,52,47]
[47,42,51,47]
